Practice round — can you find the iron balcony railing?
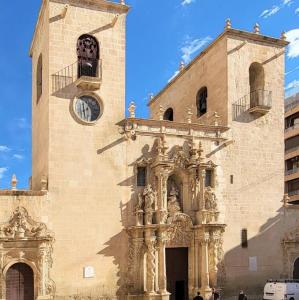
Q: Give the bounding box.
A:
[285,123,299,132]
[286,145,299,155]
[286,167,299,176]
[288,189,299,196]
[51,59,102,93]
[232,89,272,120]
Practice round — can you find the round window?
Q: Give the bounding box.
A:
[74,95,101,123]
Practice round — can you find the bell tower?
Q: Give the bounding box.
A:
[29,1,130,295]
[30,0,129,190]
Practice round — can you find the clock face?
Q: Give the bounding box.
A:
[74,95,101,123]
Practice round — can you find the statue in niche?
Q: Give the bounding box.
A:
[167,184,181,217]
[143,184,156,213]
[204,186,217,210]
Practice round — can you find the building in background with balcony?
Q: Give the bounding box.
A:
[285,93,299,204]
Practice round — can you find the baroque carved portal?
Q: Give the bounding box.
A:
[0,206,55,300]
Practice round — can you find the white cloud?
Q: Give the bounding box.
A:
[0,167,8,179]
[286,79,299,90]
[15,118,30,129]
[260,6,280,18]
[181,36,212,64]
[285,79,299,97]
[295,7,299,14]
[286,29,299,58]
[0,145,10,152]
[13,154,24,160]
[283,0,293,6]
[181,0,196,6]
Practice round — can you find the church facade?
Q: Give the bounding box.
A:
[0,0,298,300]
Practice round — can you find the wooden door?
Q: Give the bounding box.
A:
[6,263,34,300]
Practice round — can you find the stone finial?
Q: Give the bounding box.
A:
[128,101,136,118]
[159,105,164,121]
[213,111,220,126]
[11,174,17,191]
[225,18,232,30]
[41,176,48,192]
[179,61,185,72]
[281,31,287,41]
[187,108,193,124]
[254,23,260,34]
[148,93,154,102]
[120,0,125,5]
[197,142,204,161]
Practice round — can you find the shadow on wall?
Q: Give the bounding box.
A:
[222,206,293,300]
[96,143,156,299]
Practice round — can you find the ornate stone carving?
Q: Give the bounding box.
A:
[166,213,193,247]
[0,207,53,240]
[204,187,217,211]
[167,185,181,218]
[145,238,156,294]
[143,185,157,225]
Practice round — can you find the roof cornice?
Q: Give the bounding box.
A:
[29,0,129,57]
[148,28,289,107]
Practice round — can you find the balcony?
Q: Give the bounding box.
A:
[286,167,299,176]
[232,89,272,120]
[247,90,272,114]
[51,59,102,93]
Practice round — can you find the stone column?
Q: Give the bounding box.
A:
[157,229,167,294]
[193,238,200,294]
[200,232,211,298]
[155,169,168,224]
[145,230,156,295]
[196,168,206,225]
[38,244,47,297]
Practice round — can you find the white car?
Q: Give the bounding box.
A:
[264,280,299,300]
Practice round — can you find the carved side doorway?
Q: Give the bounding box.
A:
[0,207,55,300]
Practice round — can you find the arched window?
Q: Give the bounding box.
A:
[77,34,99,78]
[249,62,265,107]
[36,54,42,103]
[163,108,174,121]
[196,86,207,117]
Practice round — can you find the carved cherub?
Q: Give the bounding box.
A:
[135,193,144,212]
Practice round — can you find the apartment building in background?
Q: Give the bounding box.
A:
[285,93,299,204]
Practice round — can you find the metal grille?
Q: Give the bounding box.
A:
[6,263,34,300]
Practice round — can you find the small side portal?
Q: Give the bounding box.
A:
[166,247,188,300]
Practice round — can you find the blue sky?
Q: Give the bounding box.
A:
[0,0,298,189]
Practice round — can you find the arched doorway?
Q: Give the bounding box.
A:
[294,258,299,279]
[6,263,34,300]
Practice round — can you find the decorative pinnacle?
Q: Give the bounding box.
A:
[281,31,287,41]
[179,61,185,71]
[148,93,154,101]
[128,101,136,118]
[11,174,17,191]
[187,108,193,124]
[159,105,164,121]
[120,0,125,5]
[225,18,232,30]
[254,23,260,34]
[213,111,220,126]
